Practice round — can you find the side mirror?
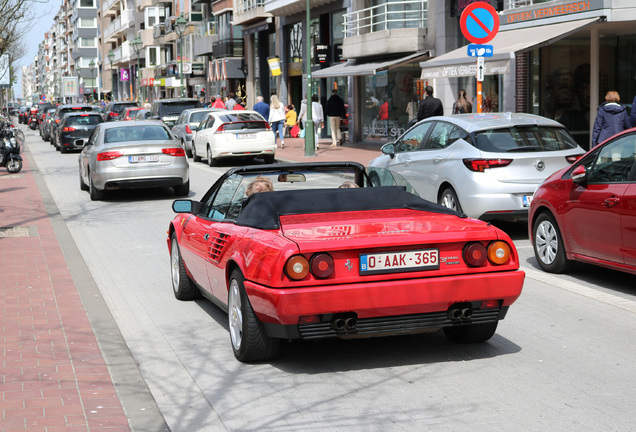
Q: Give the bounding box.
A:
[571,165,587,185]
[381,142,396,159]
[172,199,202,214]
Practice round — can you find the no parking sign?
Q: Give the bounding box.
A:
[460,3,499,44]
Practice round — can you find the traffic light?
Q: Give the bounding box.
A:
[200,88,205,98]
[93,89,98,102]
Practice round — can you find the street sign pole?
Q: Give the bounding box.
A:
[460,3,499,115]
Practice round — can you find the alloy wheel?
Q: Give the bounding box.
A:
[535,220,558,265]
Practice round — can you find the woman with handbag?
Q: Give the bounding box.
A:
[268,95,286,148]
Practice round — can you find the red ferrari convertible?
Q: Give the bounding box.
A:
[168,162,525,362]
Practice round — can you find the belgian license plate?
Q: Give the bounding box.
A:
[129,155,159,163]
[359,249,439,275]
[236,133,256,139]
[522,195,533,207]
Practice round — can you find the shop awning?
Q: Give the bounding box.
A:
[420,18,600,79]
[313,51,430,78]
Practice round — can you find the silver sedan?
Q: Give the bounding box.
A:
[369,113,585,221]
[78,121,190,201]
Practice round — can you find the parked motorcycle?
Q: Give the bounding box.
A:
[0,121,23,173]
[28,108,38,130]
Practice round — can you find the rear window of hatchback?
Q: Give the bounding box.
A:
[474,126,579,153]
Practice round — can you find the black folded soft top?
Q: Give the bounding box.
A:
[236,186,465,230]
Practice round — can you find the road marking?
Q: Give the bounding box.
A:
[523,266,636,313]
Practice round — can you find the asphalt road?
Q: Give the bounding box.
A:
[24,126,636,431]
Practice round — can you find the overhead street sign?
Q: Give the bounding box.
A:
[460,3,500,44]
[467,44,494,57]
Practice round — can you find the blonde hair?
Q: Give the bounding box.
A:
[270,95,281,110]
[246,176,274,197]
[339,181,359,189]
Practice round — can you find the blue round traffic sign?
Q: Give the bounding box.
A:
[460,3,500,44]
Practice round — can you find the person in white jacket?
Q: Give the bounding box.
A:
[309,94,324,149]
[268,95,286,148]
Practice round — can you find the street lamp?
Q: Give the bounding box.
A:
[132,36,143,105]
[107,50,115,101]
[175,15,187,98]
[88,59,96,102]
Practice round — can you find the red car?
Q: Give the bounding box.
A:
[122,107,144,120]
[529,128,636,275]
[168,162,525,362]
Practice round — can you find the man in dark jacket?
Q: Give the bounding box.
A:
[326,90,346,146]
[417,86,443,121]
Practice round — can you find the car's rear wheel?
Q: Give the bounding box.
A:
[184,140,192,158]
[173,180,190,197]
[89,173,104,201]
[439,187,463,213]
[262,154,275,164]
[170,235,200,300]
[443,321,498,343]
[207,146,217,167]
[228,270,279,362]
[192,143,201,162]
[533,212,572,273]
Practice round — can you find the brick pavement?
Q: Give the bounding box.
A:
[273,136,383,166]
[0,154,131,431]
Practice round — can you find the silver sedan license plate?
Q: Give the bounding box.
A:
[129,155,159,163]
[359,249,439,275]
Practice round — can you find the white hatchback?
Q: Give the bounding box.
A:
[369,113,586,221]
[192,110,276,166]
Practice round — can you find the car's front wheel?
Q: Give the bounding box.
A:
[192,143,201,162]
[439,187,463,213]
[443,321,498,343]
[170,234,200,300]
[79,169,89,191]
[228,270,279,362]
[533,212,572,273]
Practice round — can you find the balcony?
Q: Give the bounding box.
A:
[234,0,271,26]
[213,39,244,58]
[113,40,132,64]
[192,22,218,56]
[342,0,428,58]
[264,0,336,17]
[102,0,119,16]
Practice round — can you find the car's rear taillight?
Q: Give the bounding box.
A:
[263,122,271,130]
[62,127,76,132]
[162,147,186,157]
[185,125,193,134]
[215,124,226,133]
[463,159,513,172]
[97,151,124,161]
[463,242,488,267]
[109,112,119,117]
[310,253,334,279]
[487,241,511,265]
[566,155,584,164]
[55,119,60,124]
[285,255,310,280]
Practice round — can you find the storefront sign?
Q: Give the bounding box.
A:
[120,68,130,82]
[267,56,282,76]
[421,59,510,79]
[333,44,343,63]
[315,44,329,64]
[141,78,155,87]
[62,77,78,97]
[503,0,602,24]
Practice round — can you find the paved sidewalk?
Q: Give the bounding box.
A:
[273,136,383,166]
[1,140,167,431]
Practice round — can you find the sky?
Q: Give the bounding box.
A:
[14,0,62,99]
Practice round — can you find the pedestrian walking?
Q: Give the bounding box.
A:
[210,95,226,109]
[268,95,286,148]
[233,97,245,110]
[417,86,443,121]
[285,104,297,138]
[326,89,346,146]
[592,90,631,148]
[253,95,270,120]
[310,94,324,150]
[298,95,307,129]
[452,89,472,114]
